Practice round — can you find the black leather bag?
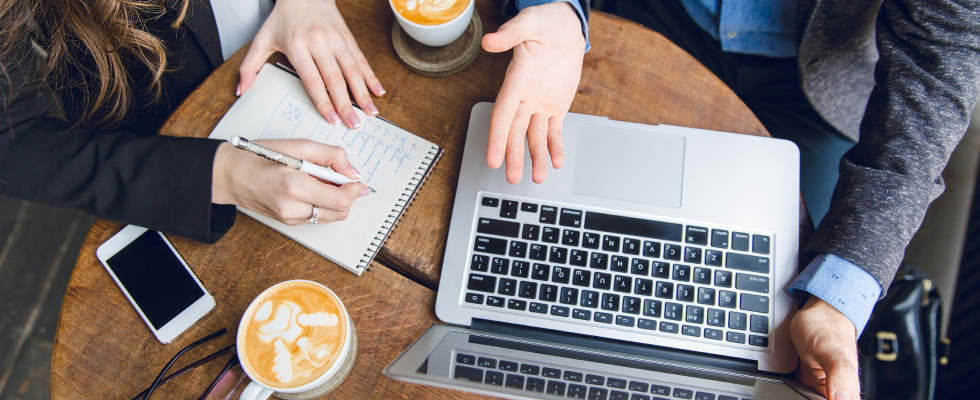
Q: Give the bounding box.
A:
[858,264,946,400]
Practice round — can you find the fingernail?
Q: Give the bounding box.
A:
[328,110,341,124]
[349,164,361,177]
[835,390,853,400]
[366,103,379,116]
[375,84,386,95]
[360,188,370,197]
[235,83,241,97]
[348,113,362,128]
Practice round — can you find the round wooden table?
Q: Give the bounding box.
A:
[51,2,795,399]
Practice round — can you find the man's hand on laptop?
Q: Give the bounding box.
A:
[790,297,861,400]
[482,2,585,184]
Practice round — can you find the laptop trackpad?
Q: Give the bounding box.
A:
[572,124,685,208]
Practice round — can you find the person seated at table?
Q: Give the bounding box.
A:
[481,0,979,399]
[0,0,382,243]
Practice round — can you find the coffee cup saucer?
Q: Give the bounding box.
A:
[392,10,482,78]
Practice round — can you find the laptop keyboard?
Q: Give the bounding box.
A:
[452,351,752,400]
[462,194,775,351]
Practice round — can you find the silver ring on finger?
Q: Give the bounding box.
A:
[309,205,319,225]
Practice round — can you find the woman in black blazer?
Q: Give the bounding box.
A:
[0,0,383,243]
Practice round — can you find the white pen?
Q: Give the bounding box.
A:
[228,136,376,193]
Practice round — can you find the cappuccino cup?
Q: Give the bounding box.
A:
[390,0,474,46]
[237,280,354,400]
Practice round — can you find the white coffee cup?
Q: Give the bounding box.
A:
[237,280,354,400]
[390,0,474,47]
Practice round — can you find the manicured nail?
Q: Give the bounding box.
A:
[366,103,379,116]
[328,110,341,124]
[375,84,386,95]
[235,83,241,96]
[349,164,361,177]
[360,188,370,197]
[835,390,852,400]
[348,113,362,128]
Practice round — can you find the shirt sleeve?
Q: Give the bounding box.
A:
[516,0,591,52]
[788,254,882,335]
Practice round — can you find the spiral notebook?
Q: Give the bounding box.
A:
[208,64,443,275]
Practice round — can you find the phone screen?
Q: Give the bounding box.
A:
[105,231,205,329]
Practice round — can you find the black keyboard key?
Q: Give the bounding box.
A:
[656,281,674,299]
[672,264,691,281]
[521,202,539,212]
[719,290,737,308]
[749,335,769,347]
[464,292,484,304]
[568,384,587,399]
[585,375,606,385]
[505,374,525,389]
[467,274,496,293]
[622,296,641,314]
[530,302,548,313]
[740,293,770,313]
[705,250,723,266]
[474,236,507,255]
[560,287,579,305]
[685,226,709,245]
[631,394,651,400]
[539,284,558,302]
[638,318,657,330]
[643,299,662,318]
[614,275,632,293]
[622,238,641,254]
[551,305,570,317]
[570,250,588,267]
[507,298,527,311]
[682,325,701,337]
[616,315,636,327]
[652,262,670,278]
[456,353,475,365]
[590,252,609,270]
[664,244,682,261]
[629,381,649,392]
[735,273,770,294]
[522,224,541,241]
[454,365,482,382]
[583,232,601,249]
[512,261,530,278]
[603,235,621,252]
[673,388,694,399]
[695,392,716,400]
[676,284,695,302]
[564,371,584,382]
[542,227,560,243]
[482,197,499,207]
[594,312,614,324]
[526,377,546,392]
[581,290,599,308]
[717,396,737,400]
[486,296,505,307]
[477,218,520,238]
[501,208,517,219]
[685,305,704,324]
[751,314,769,334]
[471,255,489,272]
[610,390,629,400]
[498,278,517,296]
[729,312,748,330]
[563,229,581,246]
[664,302,683,320]
[731,232,750,251]
[601,293,620,311]
[509,241,528,258]
[714,270,733,287]
[502,200,518,210]
[491,258,509,275]
[660,321,679,333]
[704,328,723,340]
[519,281,537,299]
[650,384,671,396]
[542,368,561,378]
[711,229,729,248]
[529,244,547,261]
[500,361,519,371]
[594,272,612,290]
[532,263,550,280]
[752,235,770,254]
[693,267,712,284]
[698,287,716,305]
[726,332,746,344]
[684,247,703,264]
[634,278,653,296]
[477,357,497,369]
[584,212,683,242]
[560,208,584,227]
[550,247,568,264]
[573,270,591,287]
[707,309,725,327]
[486,370,504,385]
[726,253,770,274]
[520,364,540,375]
[608,378,627,389]
[547,380,566,396]
[610,256,629,272]
[573,308,592,320]
[540,206,558,224]
[643,241,662,258]
[631,259,650,276]
[589,387,609,400]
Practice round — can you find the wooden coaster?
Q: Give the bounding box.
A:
[392,11,482,78]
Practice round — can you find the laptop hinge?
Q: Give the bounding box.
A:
[471,319,759,373]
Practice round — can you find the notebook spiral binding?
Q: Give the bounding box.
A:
[356,144,444,270]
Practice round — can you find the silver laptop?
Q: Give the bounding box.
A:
[385,103,821,399]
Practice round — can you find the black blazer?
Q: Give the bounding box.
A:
[0,0,236,243]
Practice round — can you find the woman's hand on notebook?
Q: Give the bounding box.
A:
[790,297,860,400]
[482,2,585,184]
[238,0,385,130]
[212,139,369,225]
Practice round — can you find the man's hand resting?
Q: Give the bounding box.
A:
[483,2,585,184]
[791,297,861,400]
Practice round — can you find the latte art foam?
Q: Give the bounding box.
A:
[239,282,347,389]
[392,0,468,25]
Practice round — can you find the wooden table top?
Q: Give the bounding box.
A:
[52,1,791,398]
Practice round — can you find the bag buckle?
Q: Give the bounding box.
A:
[875,331,898,361]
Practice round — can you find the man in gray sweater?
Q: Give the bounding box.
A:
[482,0,980,398]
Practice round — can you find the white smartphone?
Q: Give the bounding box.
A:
[96,225,216,343]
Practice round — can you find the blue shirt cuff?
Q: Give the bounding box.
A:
[788,254,882,335]
[516,0,591,52]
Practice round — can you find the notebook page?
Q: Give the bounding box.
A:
[208,64,438,274]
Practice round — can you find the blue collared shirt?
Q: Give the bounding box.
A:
[679,0,797,57]
[517,0,591,51]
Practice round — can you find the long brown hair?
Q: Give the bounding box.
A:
[0,0,188,126]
